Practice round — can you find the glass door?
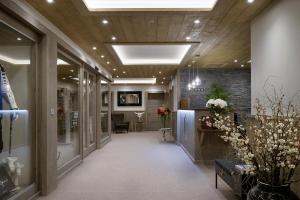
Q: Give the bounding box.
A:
[83,69,96,156]
[56,53,81,170]
[100,78,111,145]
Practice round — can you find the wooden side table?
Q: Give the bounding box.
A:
[135,121,144,132]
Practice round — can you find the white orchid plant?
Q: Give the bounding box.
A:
[206,84,230,114]
[206,90,300,186]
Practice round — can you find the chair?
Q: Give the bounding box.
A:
[111,113,130,133]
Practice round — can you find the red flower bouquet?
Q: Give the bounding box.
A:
[157,105,171,128]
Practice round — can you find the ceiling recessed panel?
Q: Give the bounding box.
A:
[82,0,218,11]
[113,78,156,84]
[112,44,192,65]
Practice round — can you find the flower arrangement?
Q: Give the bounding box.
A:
[157,105,171,128]
[206,84,230,114]
[207,90,300,187]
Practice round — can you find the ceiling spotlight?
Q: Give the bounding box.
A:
[247,0,255,3]
[192,60,196,63]
[159,71,162,74]
[152,75,155,78]
[101,55,105,58]
[106,61,110,64]
[62,77,66,80]
[70,69,74,73]
[116,75,119,78]
[102,19,108,24]
[17,37,22,41]
[186,36,191,40]
[161,82,164,84]
[113,68,117,71]
[112,36,117,41]
[241,64,245,68]
[69,76,72,78]
[163,77,166,80]
[123,71,126,74]
[92,46,97,50]
[248,60,252,63]
[234,59,238,63]
[188,64,192,67]
[194,19,201,24]
[47,0,54,3]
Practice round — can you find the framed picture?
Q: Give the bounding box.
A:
[102,91,109,107]
[117,91,142,106]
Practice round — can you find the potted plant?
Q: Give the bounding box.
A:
[209,90,300,200]
[157,105,171,128]
[203,84,230,129]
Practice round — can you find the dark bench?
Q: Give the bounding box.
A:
[215,159,256,200]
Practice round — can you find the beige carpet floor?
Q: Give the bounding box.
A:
[38,131,236,200]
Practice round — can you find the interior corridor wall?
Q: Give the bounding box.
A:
[251,0,300,196]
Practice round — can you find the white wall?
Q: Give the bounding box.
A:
[251,0,300,196]
[111,84,167,111]
[251,0,300,113]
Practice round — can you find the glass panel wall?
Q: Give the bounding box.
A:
[100,79,109,140]
[0,22,34,199]
[57,54,80,168]
[83,71,87,150]
[88,74,96,145]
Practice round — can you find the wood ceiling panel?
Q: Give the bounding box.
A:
[25,0,274,84]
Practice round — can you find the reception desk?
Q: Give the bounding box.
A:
[176,109,232,162]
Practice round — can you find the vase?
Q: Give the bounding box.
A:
[247,181,293,200]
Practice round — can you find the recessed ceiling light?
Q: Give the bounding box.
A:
[248,60,252,63]
[17,37,22,41]
[106,61,110,64]
[161,82,164,84]
[234,59,238,63]
[241,64,245,68]
[159,71,162,74]
[47,0,54,3]
[69,76,72,78]
[192,60,196,63]
[70,69,74,73]
[62,77,66,80]
[112,44,191,65]
[188,64,192,67]
[113,78,156,85]
[186,36,191,40]
[123,71,126,74]
[102,19,108,24]
[82,0,218,11]
[116,75,119,78]
[194,19,201,24]
[113,68,117,71]
[247,0,255,3]
[101,55,105,58]
[163,77,166,80]
[93,46,97,50]
[152,75,155,78]
[112,36,117,41]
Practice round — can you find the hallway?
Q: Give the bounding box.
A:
[39,132,234,200]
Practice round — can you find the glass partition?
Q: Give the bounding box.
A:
[100,79,109,140]
[0,21,35,199]
[57,54,80,168]
[88,74,96,145]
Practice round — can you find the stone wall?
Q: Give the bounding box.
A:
[180,68,251,112]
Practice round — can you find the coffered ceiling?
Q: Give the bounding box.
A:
[25,0,273,84]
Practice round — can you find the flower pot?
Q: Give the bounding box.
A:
[247,181,292,200]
